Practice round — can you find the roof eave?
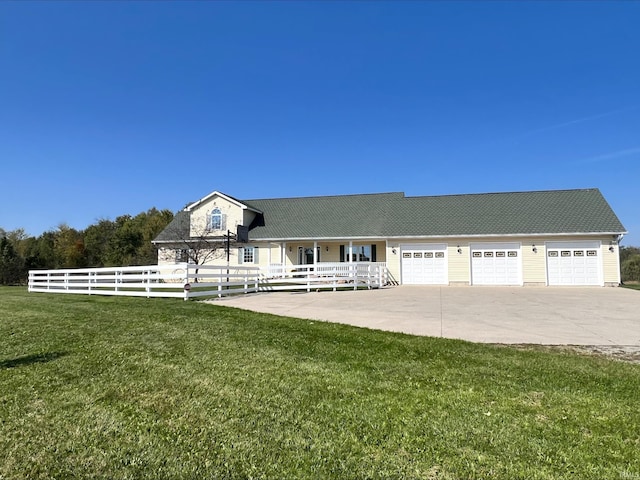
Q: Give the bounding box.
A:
[247,231,627,242]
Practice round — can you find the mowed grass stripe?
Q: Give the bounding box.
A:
[1,287,639,479]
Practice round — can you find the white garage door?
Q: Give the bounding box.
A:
[547,241,602,286]
[471,243,521,285]
[401,244,448,285]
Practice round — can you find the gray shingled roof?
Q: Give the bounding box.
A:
[154,188,626,243]
[153,210,190,242]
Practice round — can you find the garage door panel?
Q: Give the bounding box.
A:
[401,244,448,285]
[546,242,601,286]
[470,243,521,286]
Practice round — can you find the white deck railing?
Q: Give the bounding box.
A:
[261,262,388,292]
[28,262,388,300]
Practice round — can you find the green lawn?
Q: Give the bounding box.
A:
[1,288,639,479]
[622,283,640,291]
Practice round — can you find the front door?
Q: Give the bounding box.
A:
[298,247,320,265]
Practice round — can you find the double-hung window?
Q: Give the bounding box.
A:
[239,246,258,264]
[175,249,189,263]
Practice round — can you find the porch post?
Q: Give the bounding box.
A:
[313,241,318,264]
[282,243,286,278]
[349,241,353,263]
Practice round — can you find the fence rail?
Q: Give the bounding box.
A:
[28,262,388,300]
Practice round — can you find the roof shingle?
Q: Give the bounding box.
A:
[154,188,626,242]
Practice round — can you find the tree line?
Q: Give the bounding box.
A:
[0,208,173,285]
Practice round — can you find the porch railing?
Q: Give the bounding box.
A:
[261,262,388,292]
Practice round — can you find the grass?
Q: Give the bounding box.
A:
[622,282,640,291]
[1,288,639,479]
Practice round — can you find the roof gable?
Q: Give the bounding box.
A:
[185,191,262,214]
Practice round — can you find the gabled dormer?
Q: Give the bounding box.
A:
[185,191,263,238]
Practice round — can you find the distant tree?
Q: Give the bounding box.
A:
[5,228,29,256]
[134,208,174,265]
[0,237,26,285]
[620,246,640,264]
[53,224,86,268]
[91,209,173,266]
[622,254,640,283]
[103,215,143,266]
[83,219,117,267]
[24,231,57,270]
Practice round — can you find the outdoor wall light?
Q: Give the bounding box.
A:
[609,245,615,253]
[392,248,397,254]
[326,246,329,252]
[289,246,292,252]
[532,245,537,253]
[457,246,462,254]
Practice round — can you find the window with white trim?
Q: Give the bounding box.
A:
[174,249,189,263]
[340,244,377,262]
[209,208,226,231]
[238,246,258,264]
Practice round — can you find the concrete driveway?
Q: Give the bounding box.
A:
[211,286,640,345]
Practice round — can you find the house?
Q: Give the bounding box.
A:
[152,188,627,287]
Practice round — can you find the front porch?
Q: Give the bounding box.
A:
[265,240,386,268]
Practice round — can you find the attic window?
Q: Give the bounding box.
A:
[210,208,225,231]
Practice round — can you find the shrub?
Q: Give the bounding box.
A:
[621,254,640,283]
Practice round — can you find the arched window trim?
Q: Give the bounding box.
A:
[210,207,223,231]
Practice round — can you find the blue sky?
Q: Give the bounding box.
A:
[1,1,639,245]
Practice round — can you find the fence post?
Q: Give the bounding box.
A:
[353,264,358,291]
[183,264,190,301]
[145,269,150,298]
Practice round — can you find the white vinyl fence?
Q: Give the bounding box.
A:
[28,262,388,300]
